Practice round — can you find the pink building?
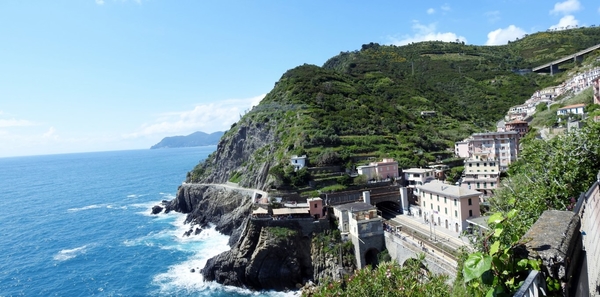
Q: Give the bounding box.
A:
[467,131,519,172]
[505,120,529,139]
[357,158,398,181]
[454,140,469,158]
[307,197,324,219]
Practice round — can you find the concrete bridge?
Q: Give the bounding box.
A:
[532,43,600,75]
[384,232,457,281]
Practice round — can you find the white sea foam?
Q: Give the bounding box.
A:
[53,245,89,261]
[67,204,103,212]
[127,194,149,199]
[149,215,298,296]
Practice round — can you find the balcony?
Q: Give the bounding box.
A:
[513,270,547,297]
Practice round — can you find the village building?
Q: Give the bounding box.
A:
[418,180,482,233]
[307,197,324,219]
[357,158,398,181]
[557,103,586,117]
[454,140,469,158]
[332,202,384,268]
[460,155,500,199]
[464,131,519,172]
[504,119,529,139]
[290,155,307,171]
[403,168,436,199]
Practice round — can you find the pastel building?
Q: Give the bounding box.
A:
[461,155,500,198]
[454,140,469,158]
[466,131,520,172]
[307,197,324,219]
[357,158,398,181]
[418,180,482,233]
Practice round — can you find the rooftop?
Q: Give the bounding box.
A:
[272,208,310,216]
[334,202,376,213]
[403,168,435,174]
[418,180,481,198]
[472,131,518,137]
[559,103,586,110]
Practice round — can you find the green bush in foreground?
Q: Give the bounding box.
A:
[305,256,450,297]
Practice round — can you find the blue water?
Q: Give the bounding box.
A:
[0,147,293,297]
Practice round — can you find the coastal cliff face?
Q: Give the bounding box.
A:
[166,184,253,245]
[202,220,314,290]
[188,118,279,191]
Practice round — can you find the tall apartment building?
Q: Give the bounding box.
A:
[467,131,519,172]
[504,120,529,140]
[461,155,500,199]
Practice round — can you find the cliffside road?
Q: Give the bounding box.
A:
[183,182,268,201]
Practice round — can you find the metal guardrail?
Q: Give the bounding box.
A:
[513,270,547,297]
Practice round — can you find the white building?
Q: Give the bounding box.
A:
[403,168,436,196]
[455,140,469,158]
[418,180,482,233]
[557,104,586,117]
[290,155,307,171]
[461,155,500,199]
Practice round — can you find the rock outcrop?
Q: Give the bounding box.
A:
[202,220,314,290]
[165,184,253,245]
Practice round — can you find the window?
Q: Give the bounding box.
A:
[431,203,433,210]
[437,205,440,212]
[476,183,480,188]
[469,210,473,217]
[314,203,317,208]
[468,198,472,205]
[455,210,458,217]
[436,195,439,201]
[484,182,487,188]
[444,197,447,204]
[477,163,480,167]
[430,193,432,199]
[423,201,426,207]
[454,199,457,206]
[445,207,447,214]
[491,182,495,187]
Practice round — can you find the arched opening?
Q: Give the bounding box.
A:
[402,258,429,278]
[364,248,380,268]
[376,201,402,216]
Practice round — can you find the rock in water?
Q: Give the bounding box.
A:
[151,205,163,215]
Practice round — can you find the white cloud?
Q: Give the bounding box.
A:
[550,0,581,15]
[597,6,600,13]
[389,21,466,46]
[124,94,265,139]
[485,11,501,23]
[486,25,527,45]
[43,127,58,140]
[0,118,35,128]
[427,8,435,15]
[95,0,104,5]
[441,4,451,11]
[549,15,579,30]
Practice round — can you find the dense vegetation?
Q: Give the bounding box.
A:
[190,27,600,190]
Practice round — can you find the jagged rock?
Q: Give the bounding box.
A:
[194,228,202,235]
[151,205,163,215]
[202,220,314,291]
[190,268,195,273]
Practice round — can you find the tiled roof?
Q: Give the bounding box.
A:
[559,103,586,110]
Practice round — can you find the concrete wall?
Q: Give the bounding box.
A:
[384,233,456,281]
[576,176,600,296]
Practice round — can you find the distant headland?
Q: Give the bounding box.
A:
[150,131,224,149]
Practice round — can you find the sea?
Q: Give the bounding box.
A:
[0,147,294,297]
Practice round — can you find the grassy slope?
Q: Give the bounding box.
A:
[192,27,600,187]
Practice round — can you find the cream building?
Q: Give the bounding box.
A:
[418,181,482,233]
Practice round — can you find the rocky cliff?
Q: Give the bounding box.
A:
[165,184,253,245]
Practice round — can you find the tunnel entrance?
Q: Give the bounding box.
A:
[364,248,380,268]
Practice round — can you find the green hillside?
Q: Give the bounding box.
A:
[190,27,600,189]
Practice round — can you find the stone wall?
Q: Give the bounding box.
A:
[576,173,600,296]
[384,233,457,281]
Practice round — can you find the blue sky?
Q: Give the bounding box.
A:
[1,0,599,157]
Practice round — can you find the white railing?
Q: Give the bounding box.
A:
[513,270,547,297]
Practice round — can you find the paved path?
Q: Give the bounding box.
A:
[182,182,268,200]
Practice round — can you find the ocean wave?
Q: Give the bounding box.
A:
[53,245,89,261]
[127,194,149,199]
[67,204,103,212]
